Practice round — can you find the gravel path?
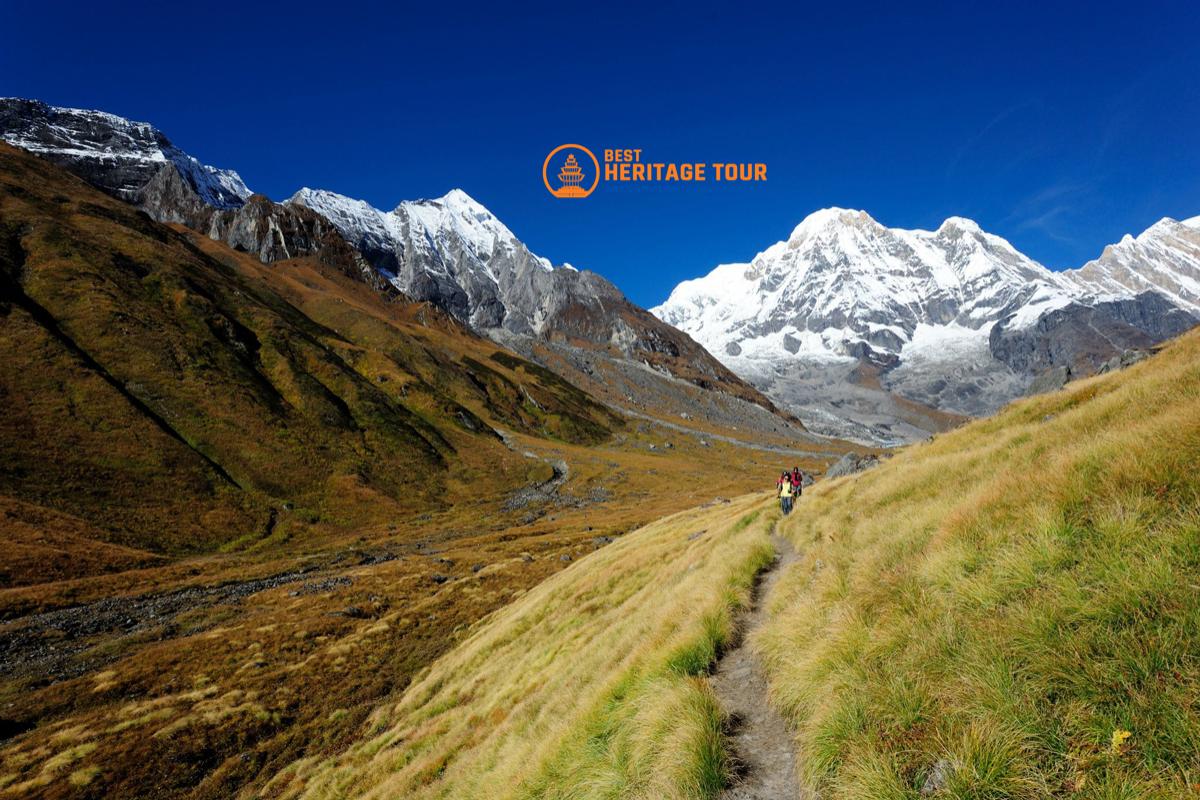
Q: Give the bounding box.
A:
[711,527,806,799]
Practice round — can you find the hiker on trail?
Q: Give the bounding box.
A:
[791,466,803,495]
[778,471,794,515]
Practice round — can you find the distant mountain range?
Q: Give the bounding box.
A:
[654,208,1199,442]
[0,98,790,438]
[4,97,1196,446]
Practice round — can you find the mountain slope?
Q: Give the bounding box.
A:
[1065,214,1200,311]
[0,98,250,207]
[0,99,788,428]
[0,141,619,558]
[265,495,776,800]
[288,186,780,413]
[757,322,1200,799]
[654,209,1197,442]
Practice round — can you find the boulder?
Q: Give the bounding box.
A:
[825,452,880,479]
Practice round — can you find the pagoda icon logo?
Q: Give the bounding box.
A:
[543,144,599,199]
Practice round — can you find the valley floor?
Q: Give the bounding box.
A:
[0,417,820,800]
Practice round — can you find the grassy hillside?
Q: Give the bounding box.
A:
[262,494,777,800]
[235,327,1200,800]
[0,141,620,563]
[757,328,1200,798]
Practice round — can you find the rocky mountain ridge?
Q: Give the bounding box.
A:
[0,98,250,207]
[1066,215,1200,311]
[0,98,785,425]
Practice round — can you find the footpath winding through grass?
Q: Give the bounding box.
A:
[757,329,1200,799]
[266,494,776,800]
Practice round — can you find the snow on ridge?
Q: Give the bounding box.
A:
[396,189,518,262]
[787,207,871,239]
[938,215,982,233]
[1004,284,1075,328]
[288,184,568,274]
[287,187,396,240]
[169,153,251,207]
[653,202,1196,371]
[0,98,251,207]
[1058,212,1200,313]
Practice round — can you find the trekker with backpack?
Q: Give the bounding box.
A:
[778,471,794,515]
[791,466,803,496]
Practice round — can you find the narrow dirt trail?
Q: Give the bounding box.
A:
[711,525,805,799]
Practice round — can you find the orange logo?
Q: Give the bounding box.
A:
[543,144,599,198]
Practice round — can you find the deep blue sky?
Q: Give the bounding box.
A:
[3,0,1198,307]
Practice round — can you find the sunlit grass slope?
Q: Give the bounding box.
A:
[759,329,1200,799]
[265,494,776,800]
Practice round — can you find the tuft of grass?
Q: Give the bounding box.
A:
[757,328,1200,799]
[68,765,100,787]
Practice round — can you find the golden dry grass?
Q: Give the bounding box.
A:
[0,142,833,800]
[263,494,777,800]
[757,329,1200,799]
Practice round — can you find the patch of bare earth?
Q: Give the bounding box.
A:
[711,527,805,800]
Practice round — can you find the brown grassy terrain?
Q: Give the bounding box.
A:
[264,494,778,800]
[181,328,1198,800]
[0,140,626,563]
[0,417,806,800]
[0,144,834,799]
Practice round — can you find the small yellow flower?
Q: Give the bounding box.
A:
[1110,729,1132,753]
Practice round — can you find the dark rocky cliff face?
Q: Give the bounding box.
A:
[0,98,249,208]
[989,292,1196,377]
[0,99,175,201]
[136,163,389,291]
[0,99,361,278]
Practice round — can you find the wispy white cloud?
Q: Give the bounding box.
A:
[945,99,1043,182]
[1002,180,1099,248]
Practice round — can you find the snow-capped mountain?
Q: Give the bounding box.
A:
[284,186,776,411]
[0,98,783,424]
[0,98,250,208]
[654,209,1197,443]
[1065,216,1200,312]
[654,208,1077,364]
[289,187,563,332]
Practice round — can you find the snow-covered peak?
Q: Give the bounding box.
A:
[1064,214,1200,312]
[653,206,1082,370]
[286,183,567,279]
[394,188,522,263]
[937,216,982,233]
[787,207,873,239]
[0,98,251,208]
[439,187,486,211]
[287,187,397,243]
[1147,216,1192,238]
[289,187,384,223]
